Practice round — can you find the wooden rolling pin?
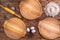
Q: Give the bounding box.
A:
[0,4,21,18]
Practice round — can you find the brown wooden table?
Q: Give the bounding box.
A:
[0,0,60,40]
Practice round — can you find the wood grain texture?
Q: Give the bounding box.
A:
[0,0,60,40]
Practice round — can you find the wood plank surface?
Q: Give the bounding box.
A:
[0,0,60,40]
